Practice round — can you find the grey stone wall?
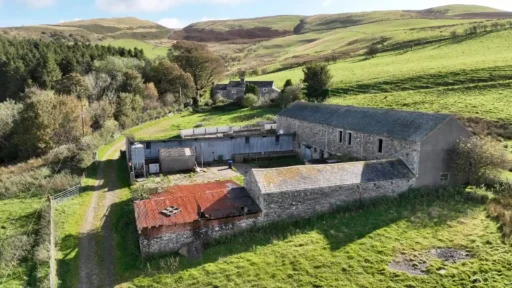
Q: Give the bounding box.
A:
[139,215,261,257]
[277,116,421,174]
[417,117,472,187]
[258,178,415,222]
[140,176,415,257]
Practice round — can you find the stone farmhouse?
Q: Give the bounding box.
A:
[213,77,280,101]
[276,102,472,187]
[133,102,472,257]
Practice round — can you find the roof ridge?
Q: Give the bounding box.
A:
[251,158,404,172]
[284,101,453,117]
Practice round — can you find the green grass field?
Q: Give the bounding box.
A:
[248,30,512,126]
[123,188,511,287]
[101,39,168,58]
[133,105,279,141]
[0,198,43,287]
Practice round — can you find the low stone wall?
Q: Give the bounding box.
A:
[249,178,415,223]
[139,214,261,257]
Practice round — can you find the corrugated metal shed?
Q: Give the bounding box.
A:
[140,134,294,162]
[251,159,415,193]
[134,181,261,230]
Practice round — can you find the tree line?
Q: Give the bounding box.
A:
[0,38,226,166]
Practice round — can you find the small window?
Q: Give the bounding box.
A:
[347,132,353,146]
[245,137,250,145]
[378,138,384,153]
[314,147,318,153]
[232,89,236,94]
[263,88,268,92]
[338,130,343,143]
[275,135,280,145]
[440,173,450,182]
[145,142,151,150]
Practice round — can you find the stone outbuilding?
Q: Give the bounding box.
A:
[213,77,280,102]
[245,159,416,222]
[159,147,196,174]
[277,102,472,187]
[134,181,262,257]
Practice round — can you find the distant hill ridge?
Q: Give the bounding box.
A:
[0,4,510,43]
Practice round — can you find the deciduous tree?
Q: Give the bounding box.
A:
[168,41,226,106]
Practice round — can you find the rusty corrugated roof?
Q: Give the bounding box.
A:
[134,181,260,230]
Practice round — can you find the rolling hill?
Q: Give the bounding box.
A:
[0,17,171,43]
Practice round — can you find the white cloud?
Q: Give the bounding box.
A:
[16,0,56,8]
[201,17,229,22]
[322,0,333,7]
[158,18,188,28]
[96,0,246,13]
[58,18,82,23]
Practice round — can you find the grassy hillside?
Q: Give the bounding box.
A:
[186,15,303,32]
[57,17,163,29]
[101,39,169,58]
[128,188,510,287]
[0,17,170,42]
[428,4,504,15]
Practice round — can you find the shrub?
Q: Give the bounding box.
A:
[242,94,258,108]
[245,83,259,96]
[278,84,303,108]
[449,137,510,185]
[365,45,379,58]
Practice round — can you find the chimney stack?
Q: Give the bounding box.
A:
[240,76,245,84]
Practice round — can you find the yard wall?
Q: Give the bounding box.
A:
[139,214,261,257]
[245,173,415,223]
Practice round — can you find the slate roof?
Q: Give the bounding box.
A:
[213,84,228,90]
[225,80,275,89]
[250,159,415,193]
[134,181,261,230]
[278,102,452,142]
[159,147,195,158]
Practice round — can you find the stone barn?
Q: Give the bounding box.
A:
[277,102,472,187]
[245,159,415,222]
[159,147,196,174]
[134,181,262,257]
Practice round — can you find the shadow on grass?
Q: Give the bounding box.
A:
[109,186,487,285]
[329,65,512,97]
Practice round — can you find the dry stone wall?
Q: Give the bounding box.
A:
[276,116,421,174]
[139,215,261,257]
[249,178,415,222]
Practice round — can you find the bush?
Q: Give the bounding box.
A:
[242,94,258,108]
[365,45,379,58]
[245,83,259,96]
[449,137,510,185]
[278,84,303,108]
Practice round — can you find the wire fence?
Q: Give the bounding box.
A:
[47,184,82,287]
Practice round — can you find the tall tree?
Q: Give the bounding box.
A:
[302,63,333,103]
[13,89,88,158]
[35,52,62,90]
[54,73,89,98]
[150,60,195,106]
[168,41,226,106]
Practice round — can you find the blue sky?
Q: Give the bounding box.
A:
[0,0,511,28]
